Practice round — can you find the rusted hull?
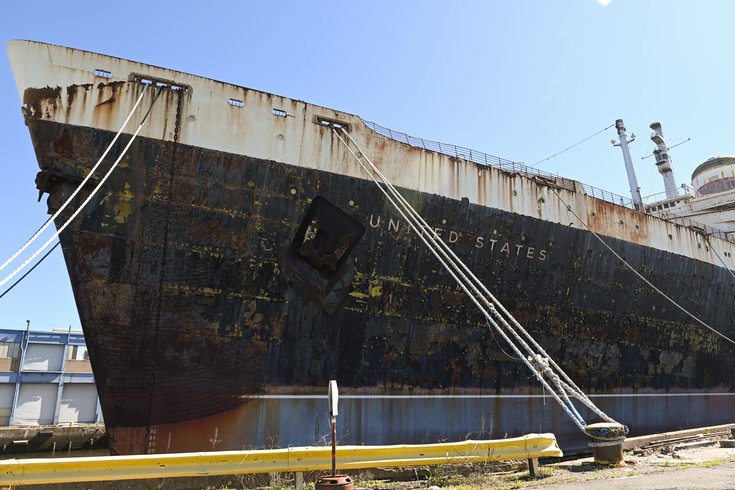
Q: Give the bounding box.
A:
[26,116,735,454]
[7,40,735,455]
[108,392,735,454]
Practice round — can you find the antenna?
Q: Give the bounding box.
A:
[640,138,690,159]
[611,119,643,210]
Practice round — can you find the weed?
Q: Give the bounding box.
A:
[426,463,447,487]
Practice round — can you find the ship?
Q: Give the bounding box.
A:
[5,40,735,455]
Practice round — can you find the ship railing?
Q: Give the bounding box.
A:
[362,119,519,168]
[362,119,632,207]
[580,184,635,209]
[657,211,735,244]
[642,187,694,206]
[362,120,734,243]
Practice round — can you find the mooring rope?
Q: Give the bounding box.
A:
[337,128,620,424]
[702,234,735,282]
[0,241,60,300]
[0,83,151,273]
[332,127,624,436]
[0,84,162,291]
[549,187,735,346]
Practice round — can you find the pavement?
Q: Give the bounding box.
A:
[533,444,735,489]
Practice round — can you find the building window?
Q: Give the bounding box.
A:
[67,345,89,361]
[0,342,20,359]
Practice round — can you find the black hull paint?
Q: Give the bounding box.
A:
[29,118,735,454]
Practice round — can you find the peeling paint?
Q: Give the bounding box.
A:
[9,41,735,456]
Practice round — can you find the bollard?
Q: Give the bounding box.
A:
[585,422,628,466]
[589,438,625,465]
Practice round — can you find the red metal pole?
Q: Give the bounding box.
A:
[331,416,336,476]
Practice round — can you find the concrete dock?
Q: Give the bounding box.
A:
[539,443,735,489]
[0,424,106,455]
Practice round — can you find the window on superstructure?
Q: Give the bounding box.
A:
[272,108,288,117]
[94,69,113,79]
[228,98,245,108]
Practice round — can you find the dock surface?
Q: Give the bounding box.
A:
[538,444,735,489]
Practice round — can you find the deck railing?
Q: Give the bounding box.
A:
[362,119,735,244]
[642,187,693,205]
[581,184,634,209]
[363,119,631,206]
[657,211,735,243]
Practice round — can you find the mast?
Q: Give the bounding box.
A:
[612,119,643,210]
[650,122,678,199]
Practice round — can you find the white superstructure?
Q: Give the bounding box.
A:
[645,156,735,235]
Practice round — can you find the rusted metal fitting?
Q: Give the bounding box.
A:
[585,422,628,466]
[589,438,625,465]
[315,474,354,490]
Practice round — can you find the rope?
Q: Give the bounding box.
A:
[336,129,596,430]
[530,123,615,168]
[588,438,626,447]
[0,241,60,300]
[333,127,624,435]
[0,83,151,273]
[0,85,162,291]
[486,318,521,361]
[702,234,735,282]
[550,187,735,346]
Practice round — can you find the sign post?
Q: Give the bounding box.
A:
[315,380,353,490]
[328,380,338,476]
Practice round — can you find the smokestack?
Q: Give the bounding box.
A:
[650,122,678,199]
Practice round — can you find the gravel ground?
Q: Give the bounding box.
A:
[351,443,735,489]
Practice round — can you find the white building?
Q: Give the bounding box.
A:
[0,329,101,426]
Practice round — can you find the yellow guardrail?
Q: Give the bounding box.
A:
[0,433,562,486]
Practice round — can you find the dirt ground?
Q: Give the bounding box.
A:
[350,443,735,489]
[531,444,735,489]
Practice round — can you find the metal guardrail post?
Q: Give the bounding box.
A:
[295,471,304,490]
[528,457,540,478]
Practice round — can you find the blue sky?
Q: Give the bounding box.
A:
[0,0,733,331]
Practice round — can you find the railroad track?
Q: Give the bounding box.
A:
[632,428,734,455]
